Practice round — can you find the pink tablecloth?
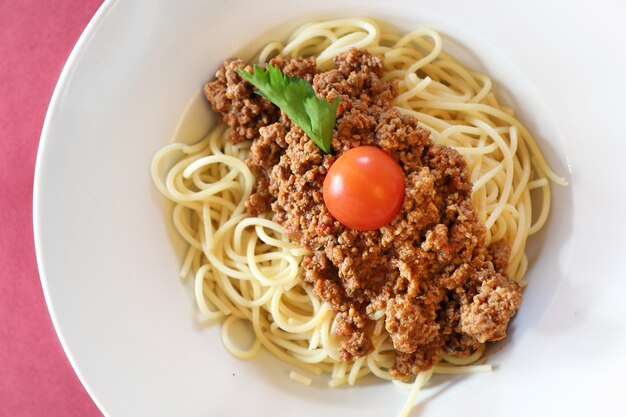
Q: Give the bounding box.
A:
[0,1,104,416]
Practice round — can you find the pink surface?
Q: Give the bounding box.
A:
[0,1,104,416]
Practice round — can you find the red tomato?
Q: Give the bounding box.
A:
[323,146,405,231]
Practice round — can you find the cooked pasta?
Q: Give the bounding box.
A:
[151,18,565,416]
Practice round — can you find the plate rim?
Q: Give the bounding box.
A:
[32,1,611,416]
[33,1,115,415]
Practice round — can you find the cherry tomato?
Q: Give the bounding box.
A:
[323,146,405,231]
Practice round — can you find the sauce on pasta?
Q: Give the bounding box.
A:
[151,18,565,416]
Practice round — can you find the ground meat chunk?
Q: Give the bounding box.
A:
[375,110,430,170]
[438,293,481,357]
[305,256,344,311]
[421,224,449,252]
[398,168,440,233]
[204,59,279,143]
[339,331,374,361]
[439,263,471,290]
[385,295,440,353]
[248,123,287,175]
[314,50,396,117]
[489,240,511,274]
[444,332,482,358]
[391,347,441,380]
[245,123,288,215]
[246,189,272,217]
[336,48,385,77]
[203,48,521,378]
[460,272,522,343]
[269,55,318,82]
[334,312,354,337]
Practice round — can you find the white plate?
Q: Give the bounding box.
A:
[34,1,626,416]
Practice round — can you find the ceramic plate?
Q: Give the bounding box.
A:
[34,0,626,416]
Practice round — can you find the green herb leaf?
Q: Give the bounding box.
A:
[238,64,339,154]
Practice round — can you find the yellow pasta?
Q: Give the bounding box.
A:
[151,18,565,416]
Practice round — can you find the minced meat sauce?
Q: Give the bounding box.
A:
[204,49,522,379]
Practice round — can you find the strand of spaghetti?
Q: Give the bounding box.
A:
[202,280,235,316]
[410,101,566,185]
[283,285,319,306]
[397,369,435,417]
[221,315,262,359]
[528,186,550,235]
[194,265,228,319]
[257,42,284,64]
[172,204,202,250]
[201,202,214,251]
[431,61,485,99]
[268,322,309,340]
[472,119,516,229]
[528,178,549,189]
[312,19,380,66]
[246,237,299,287]
[510,132,532,206]
[165,152,216,198]
[528,160,553,234]
[394,29,442,73]
[471,73,492,103]
[263,333,329,362]
[248,302,324,375]
[440,344,486,365]
[150,131,214,192]
[501,205,522,276]
[394,107,452,134]
[289,371,313,385]
[452,142,499,156]
[234,217,300,249]
[366,354,393,380]
[331,365,372,387]
[508,191,531,281]
[151,151,207,201]
[394,76,432,104]
[180,244,198,279]
[348,356,367,385]
[319,312,340,361]
[183,155,252,189]
[205,243,255,280]
[517,255,529,286]
[212,265,276,308]
[472,162,504,192]
[270,289,330,333]
[308,327,321,350]
[287,28,337,49]
[189,167,238,192]
[412,75,474,102]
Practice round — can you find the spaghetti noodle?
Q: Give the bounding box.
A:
[151,18,565,416]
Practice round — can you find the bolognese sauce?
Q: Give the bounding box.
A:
[204,48,522,379]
